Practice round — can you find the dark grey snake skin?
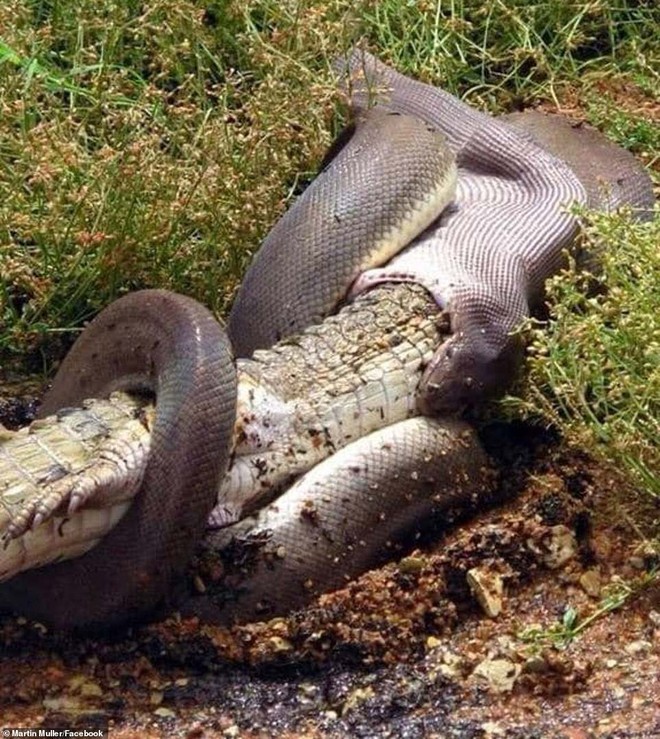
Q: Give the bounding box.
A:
[190,51,653,623]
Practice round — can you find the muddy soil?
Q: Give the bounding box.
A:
[0,398,658,738]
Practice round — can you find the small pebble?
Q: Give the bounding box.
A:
[154,707,176,718]
[472,657,521,693]
[624,640,652,655]
[467,567,503,618]
[579,568,601,597]
[399,556,424,575]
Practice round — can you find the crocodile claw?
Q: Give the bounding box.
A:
[1,407,151,543]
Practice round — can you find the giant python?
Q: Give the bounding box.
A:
[0,50,653,631]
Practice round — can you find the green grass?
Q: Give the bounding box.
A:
[0,1,658,502]
[359,0,658,105]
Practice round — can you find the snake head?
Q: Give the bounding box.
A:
[417,285,526,415]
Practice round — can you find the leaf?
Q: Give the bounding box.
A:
[562,606,579,631]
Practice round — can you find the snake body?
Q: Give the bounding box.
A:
[337,50,653,414]
[228,106,457,356]
[0,103,458,631]
[0,53,654,630]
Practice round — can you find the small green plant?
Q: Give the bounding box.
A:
[519,566,658,650]
[503,210,660,499]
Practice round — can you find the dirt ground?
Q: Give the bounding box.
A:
[1,408,658,738]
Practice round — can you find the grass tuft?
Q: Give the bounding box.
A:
[502,210,659,498]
